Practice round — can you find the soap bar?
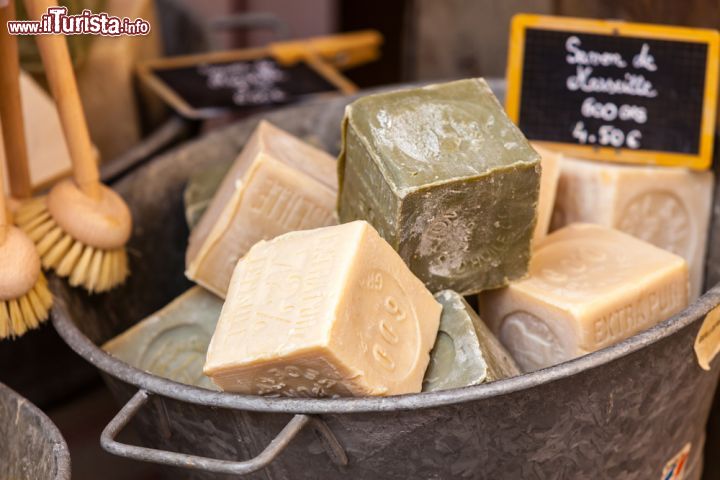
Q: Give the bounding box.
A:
[184,160,232,230]
[530,144,561,246]
[552,157,713,300]
[423,290,519,392]
[204,220,442,397]
[103,287,223,390]
[337,78,540,295]
[479,224,689,372]
[183,134,330,230]
[186,120,338,297]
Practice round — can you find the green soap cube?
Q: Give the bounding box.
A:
[337,78,540,294]
[423,290,519,392]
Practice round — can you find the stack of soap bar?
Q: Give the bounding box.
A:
[103,287,223,390]
[186,120,338,297]
[337,78,540,294]
[552,157,714,300]
[530,144,561,246]
[479,224,689,372]
[423,290,519,392]
[204,221,441,397]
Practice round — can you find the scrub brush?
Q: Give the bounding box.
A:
[16,0,132,293]
[0,0,52,339]
[0,171,52,338]
[0,171,52,339]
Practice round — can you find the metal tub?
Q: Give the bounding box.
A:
[0,382,71,480]
[51,87,720,479]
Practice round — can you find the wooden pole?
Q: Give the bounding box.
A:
[0,144,8,245]
[24,0,101,199]
[0,1,33,199]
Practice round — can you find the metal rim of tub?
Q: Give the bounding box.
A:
[51,284,720,414]
[0,382,72,480]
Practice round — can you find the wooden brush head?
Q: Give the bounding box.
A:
[48,179,132,250]
[0,226,41,300]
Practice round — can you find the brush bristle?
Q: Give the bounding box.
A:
[0,272,53,339]
[16,197,129,294]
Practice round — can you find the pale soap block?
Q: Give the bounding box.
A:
[186,120,338,297]
[183,136,329,230]
[423,290,519,392]
[479,224,689,372]
[530,143,561,246]
[552,157,714,300]
[103,287,223,390]
[204,221,442,397]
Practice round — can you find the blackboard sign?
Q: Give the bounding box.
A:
[506,15,719,169]
[139,50,356,120]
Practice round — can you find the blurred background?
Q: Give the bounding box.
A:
[2,0,719,478]
[11,0,720,162]
[162,0,720,85]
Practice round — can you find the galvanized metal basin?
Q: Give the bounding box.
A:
[0,382,71,480]
[51,85,720,479]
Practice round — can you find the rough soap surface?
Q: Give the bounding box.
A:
[479,223,689,372]
[186,120,338,297]
[552,156,714,301]
[204,221,442,397]
[337,78,540,294]
[423,290,519,392]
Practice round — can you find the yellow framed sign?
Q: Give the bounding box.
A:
[506,14,719,170]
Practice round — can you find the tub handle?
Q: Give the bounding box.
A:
[101,389,310,475]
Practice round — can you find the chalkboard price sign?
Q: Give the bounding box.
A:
[139,48,358,120]
[506,15,719,169]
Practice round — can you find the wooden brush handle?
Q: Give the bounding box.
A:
[0,144,8,244]
[24,0,100,199]
[0,1,32,199]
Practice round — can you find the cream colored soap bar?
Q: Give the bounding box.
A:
[103,287,223,390]
[204,220,442,397]
[531,144,561,246]
[186,120,338,297]
[552,157,713,300]
[479,224,689,372]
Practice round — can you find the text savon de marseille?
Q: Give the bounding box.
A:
[565,36,659,150]
[6,6,150,36]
